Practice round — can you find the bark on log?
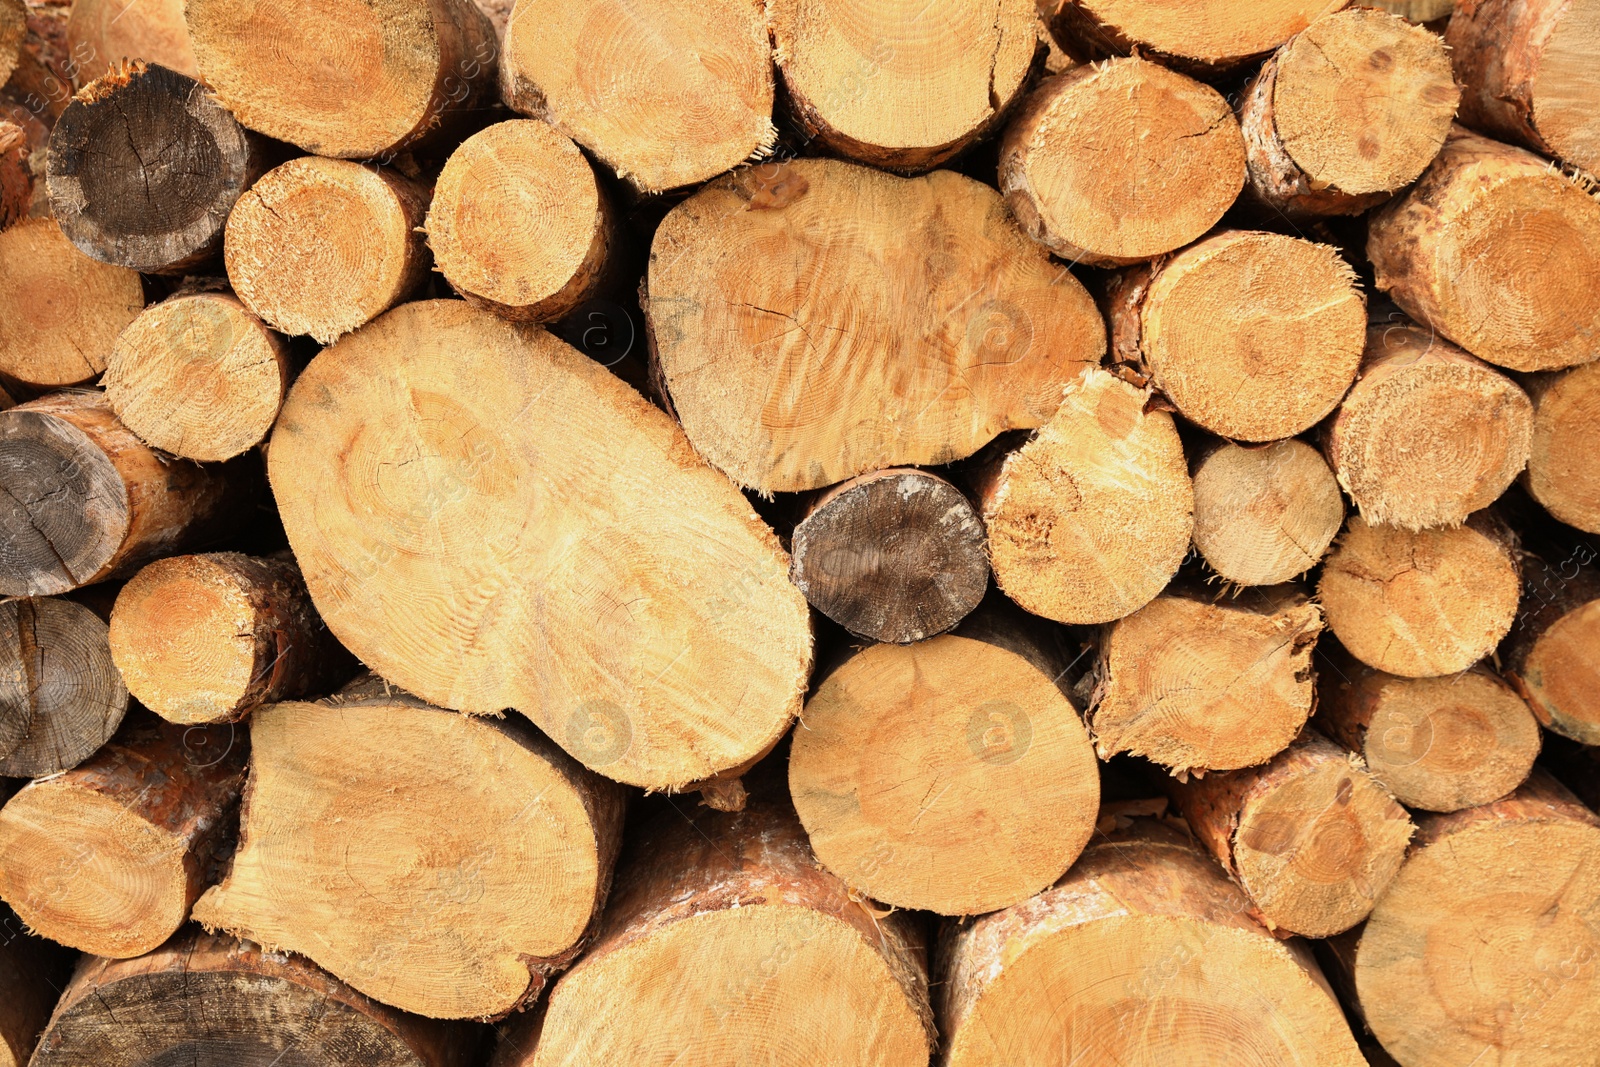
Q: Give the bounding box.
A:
[1325,322,1533,531]
[1105,229,1366,441]
[975,366,1192,625]
[0,390,260,597]
[0,710,247,957]
[494,802,934,1066]
[1523,361,1600,534]
[0,118,28,229]
[788,468,988,644]
[192,677,626,1020]
[647,158,1105,493]
[0,217,143,390]
[65,0,198,81]
[1319,513,1522,678]
[0,906,71,1067]
[1446,0,1600,174]
[789,603,1100,915]
[101,290,290,462]
[30,927,477,1067]
[1167,730,1415,938]
[999,57,1245,266]
[426,119,618,323]
[267,300,812,790]
[937,818,1365,1066]
[1191,439,1344,587]
[0,593,127,777]
[1367,126,1600,372]
[1238,8,1457,218]
[1041,0,1350,75]
[1316,650,1540,812]
[47,62,265,274]
[225,156,431,344]
[183,0,497,159]
[1502,557,1600,745]
[1087,585,1323,775]
[501,0,774,194]
[109,552,355,725]
[1351,772,1600,1067]
[2,1,72,125]
[767,0,1038,174]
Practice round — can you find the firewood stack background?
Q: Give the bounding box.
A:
[1,0,1598,1064]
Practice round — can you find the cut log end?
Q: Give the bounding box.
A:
[1136,230,1367,441]
[0,595,128,778]
[1507,594,1600,746]
[428,119,614,323]
[1174,732,1415,939]
[226,156,430,344]
[1319,515,1522,678]
[791,611,1100,915]
[1241,8,1457,216]
[1045,0,1350,70]
[65,0,200,81]
[501,0,774,194]
[0,0,22,87]
[109,552,353,725]
[0,217,144,390]
[0,713,247,959]
[184,0,496,158]
[1089,588,1323,775]
[789,469,988,644]
[1319,662,1542,813]
[939,821,1366,1067]
[509,803,932,1067]
[1368,127,1600,372]
[648,159,1105,493]
[1525,361,1600,534]
[47,61,255,274]
[1191,439,1344,587]
[1447,0,1600,175]
[269,300,812,791]
[1354,776,1600,1067]
[102,291,289,462]
[0,391,253,598]
[769,0,1038,173]
[1000,58,1244,265]
[980,367,1193,625]
[30,929,471,1067]
[1327,324,1534,531]
[192,692,625,1020]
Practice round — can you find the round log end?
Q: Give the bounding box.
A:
[1143,230,1366,440]
[47,62,254,273]
[0,403,131,598]
[1319,517,1521,678]
[790,469,987,644]
[1526,361,1600,534]
[0,780,190,958]
[791,631,1099,915]
[0,596,128,777]
[1001,58,1245,265]
[1269,8,1457,198]
[1192,440,1343,586]
[1529,0,1600,174]
[225,156,428,343]
[1350,670,1542,812]
[428,119,610,323]
[769,0,1038,173]
[103,292,289,462]
[1331,325,1534,531]
[501,0,775,193]
[0,218,145,390]
[1511,597,1600,746]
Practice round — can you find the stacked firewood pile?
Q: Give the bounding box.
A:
[1,0,1598,1064]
